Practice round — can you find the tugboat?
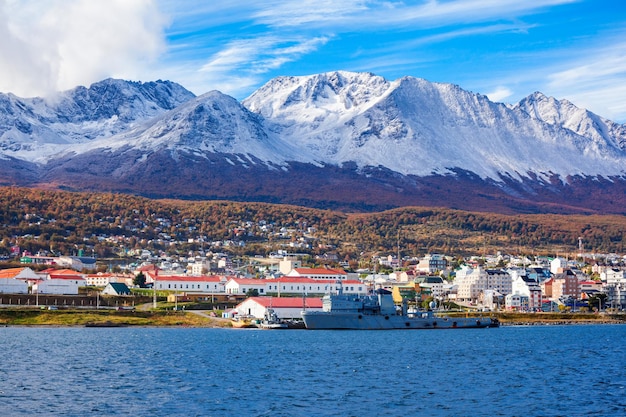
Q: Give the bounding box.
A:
[301,282,498,330]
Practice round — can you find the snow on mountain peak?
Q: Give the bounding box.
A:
[2,72,626,188]
[243,72,626,181]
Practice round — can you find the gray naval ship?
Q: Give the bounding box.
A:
[301,282,498,330]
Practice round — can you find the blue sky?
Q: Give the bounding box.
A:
[1,0,625,122]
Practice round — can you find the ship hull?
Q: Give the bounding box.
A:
[301,312,496,330]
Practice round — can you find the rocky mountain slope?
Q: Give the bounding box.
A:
[1,72,625,214]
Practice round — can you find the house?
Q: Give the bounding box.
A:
[234,296,323,320]
[415,254,447,273]
[85,273,134,287]
[102,282,132,296]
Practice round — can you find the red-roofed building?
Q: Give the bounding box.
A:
[33,269,86,294]
[154,275,227,293]
[267,277,367,296]
[85,273,134,287]
[286,267,348,280]
[225,278,269,295]
[226,277,367,296]
[235,296,323,319]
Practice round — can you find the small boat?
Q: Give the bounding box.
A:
[259,308,288,329]
[301,282,499,330]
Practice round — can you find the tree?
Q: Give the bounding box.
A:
[246,288,259,297]
[133,272,146,288]
[587,293,608,311]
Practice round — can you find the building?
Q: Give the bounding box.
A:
[85,273,133,287]
[509,268,542,311]
[416,254,447,273]
[154,275,227,293]
[551,270,580,301]
[102,282,132,296]
[286,267,348,280]
[234,296,323,320]
[454,266,512,303]
[225,278,269,295]
[267,277,367,296]
[0,268,30,294]
[505,293,530,310]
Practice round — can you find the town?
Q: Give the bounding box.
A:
[1,246,624,324]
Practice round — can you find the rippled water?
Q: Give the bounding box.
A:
[1,325,625,416]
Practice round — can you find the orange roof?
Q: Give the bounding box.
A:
[0,268,25,279]
[49,274,86,280]
[247,296,323,309]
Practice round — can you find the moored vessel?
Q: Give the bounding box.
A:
[301,283,498,330]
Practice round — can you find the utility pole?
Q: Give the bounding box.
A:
[152,267,158,309]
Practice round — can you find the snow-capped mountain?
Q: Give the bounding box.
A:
[244,71,625,180]
[0,78,194,162]
[2,71,626,214]
[513,91,626,151]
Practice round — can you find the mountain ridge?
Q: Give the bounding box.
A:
[1,71,625,214]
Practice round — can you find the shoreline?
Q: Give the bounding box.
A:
[1,308,625,328]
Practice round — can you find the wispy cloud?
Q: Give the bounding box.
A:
[546,39,626,121]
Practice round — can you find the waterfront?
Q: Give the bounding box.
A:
[1,325,625,416]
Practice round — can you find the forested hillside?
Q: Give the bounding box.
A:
[1,187,624,260]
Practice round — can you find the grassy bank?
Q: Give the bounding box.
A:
[447,311,626,325]
[0,308,233,327]
[1,309,624,328]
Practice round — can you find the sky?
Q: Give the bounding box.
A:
[1,0,625,122]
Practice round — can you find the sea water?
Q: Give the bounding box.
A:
[0,325,624,416]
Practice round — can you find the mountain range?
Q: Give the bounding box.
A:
[1,71,625,214]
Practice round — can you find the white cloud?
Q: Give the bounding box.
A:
[0,0,167,97]
[545,40,626,122]
[486,86,514,102]
[192,36,329,97]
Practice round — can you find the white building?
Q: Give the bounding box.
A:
[154,275,227,293]
[266,277,367,296]
[455,266,512,303]
[509,268,542,311]
[85,273,133,287]
[505,293,529,310]
[35,279,79,295]
[0,278,29,294]
[225,278,269,295]
[286,267,348,280]
[225,277,367,297]
[235,297,323,320]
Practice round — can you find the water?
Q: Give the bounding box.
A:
[1,325,625,416]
